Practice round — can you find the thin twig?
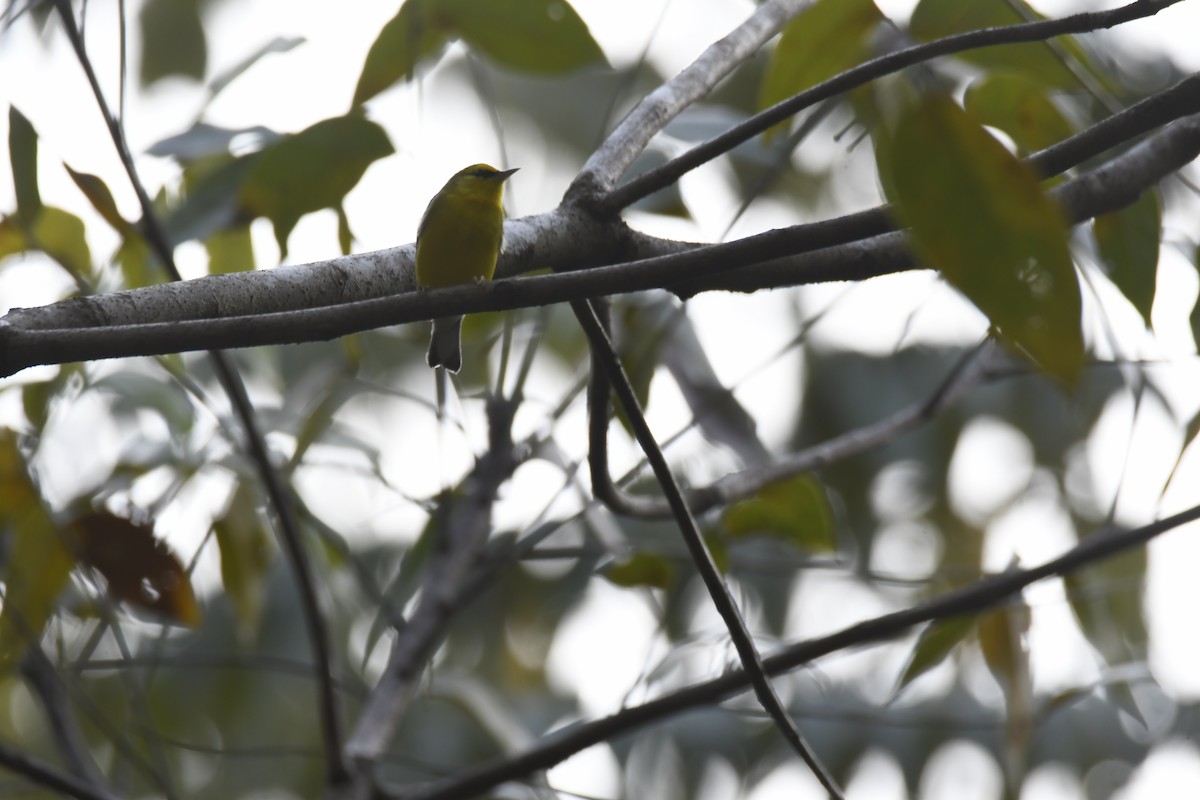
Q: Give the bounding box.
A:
[50,0,347,783]
[572,0,813,196]
[0,742,122,800]
[389,500,1200,800]
[344,398,526,774]
[570,299,844,798]
[590,338,995,518]
[598,0,1187,211]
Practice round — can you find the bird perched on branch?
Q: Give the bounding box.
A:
[415,163,518,373]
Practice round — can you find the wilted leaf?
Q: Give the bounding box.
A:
[604,551,674,590]
[879,93,1082,385]
[720,474,837,552]
[446,0,607,75]
[140,0,206,85]
[67,512,200,626]
[893,614,976,699]
[238,114,394,256]
[963,74,1076,155]
[1094,189,1161,328]
[758,0,882,141]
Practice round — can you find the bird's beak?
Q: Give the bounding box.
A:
[495,168,519,181]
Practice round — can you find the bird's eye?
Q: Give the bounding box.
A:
[472,168,491,177]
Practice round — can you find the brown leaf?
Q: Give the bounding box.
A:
[68,513,200,627]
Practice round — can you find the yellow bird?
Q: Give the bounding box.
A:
[416,163,518,373]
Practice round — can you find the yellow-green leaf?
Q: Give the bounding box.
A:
[720,474,836,553]
[604,551,674,590]
[879,93,1082,385]
[893,614,976,699]
[963,74,1076,155]
[65,164,135,236]
[351,0,449,107]
[443,0,608,75]
[9,106,42,223]
[979,602,1030,695]
[1094,189,1161,328]
[205,225,255,275]
[1064,544,1148,667]
[213,484,273,639]
[0,206,94,279]
[238,115,394,257]
[139,0,206,86]
[758,0,882,141]
[0,432,74,668]
[910,0,1083,88]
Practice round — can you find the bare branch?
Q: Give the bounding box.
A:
[572,299,843,797]
[50,0,347,783]
[0,742,121,800]
[600,0,1190,211]
[570,0,813,197]
[343,398,527,778]
[389,501,1200,800]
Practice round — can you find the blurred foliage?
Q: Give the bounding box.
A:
[1,0,1199,798]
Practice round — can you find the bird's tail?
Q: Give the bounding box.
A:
[427,316,464,373]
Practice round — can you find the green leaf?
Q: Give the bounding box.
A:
[1064,544,1148,667]
[444,0,607,75]
[758,0,882,141]
[65,164,135,236]
[963,74,1076,155]
[163,155,257,247]
[9,105,42,224]
[205,225,256,274]
[139,0,206,85]
[1094,189,1161,328]
[893,615,976,699]
[879,93,1082,385]
[604,551,674,590]
[336,204,354,256]
[1162,408,1200,501]
[720,474,837,553]
[213,484,273,639]
[238,115,394,257]
[207,36,305,101]
[0,432,74,668]
[351,0,450,107]
[909,0,1084,88]
[30,206,93,278]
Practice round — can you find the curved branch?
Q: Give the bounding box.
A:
[343,398,527,775]
[50,0,347,783]
[389,501,1200,800]
[600,0,1189,211]
[572,298,842,797]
